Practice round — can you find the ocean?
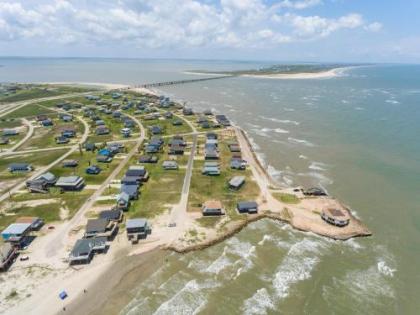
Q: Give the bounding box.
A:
[1,58,419,314]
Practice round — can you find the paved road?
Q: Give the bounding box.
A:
[168,113,198,227]
[44,113,146,258]
[0,118,34,156]
[0,110,90,204]
[0,91,95,118]
[0,145,73,156]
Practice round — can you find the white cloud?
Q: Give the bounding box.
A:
[278,0,323,10]
[285,13,364,39]
[364,22,383,32]
[0,0,381,50]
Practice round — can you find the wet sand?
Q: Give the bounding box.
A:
[65,249,168,315]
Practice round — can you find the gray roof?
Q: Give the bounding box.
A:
[229,176,245,187]
[99,210,122,221]
[237,201,258,210]
[162,161,178,167]
[86,219,108,234]
[56,176,83,186]
[37,172,56,181]
[71,239,92,257]
[117,191,130,203]
[126,218,148,229]
[2,223,31,235]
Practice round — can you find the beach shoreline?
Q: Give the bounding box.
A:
[183,67,351,80]
[0,81,371,315]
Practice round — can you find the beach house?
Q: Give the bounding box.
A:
[162,160,179,170]
[1,223,31,244]
[228,176,245,190]
[55,176,85,191]
[321,208,350,227]
[99,210,123,223]
[0,243,18,271]
[84,219,118,240]
[8,163,32,173]
[86,165,102,174]
[237,201,258,214]
[202,200,224,216]
[69,237,107,265]
[126,218,151,242]
[116,192,130,211]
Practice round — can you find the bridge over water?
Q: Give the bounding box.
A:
[129,74,235,89]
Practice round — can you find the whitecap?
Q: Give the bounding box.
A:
[272,238,328,299]
[308,161,330,171]
[283,108,295,112]
[385,99,400,104]
[274,128,290,134]
[355,107,365,110]
[288,137,315,147]
[242,288,274,315]
[299,154,308,160]
[377,260,396,277]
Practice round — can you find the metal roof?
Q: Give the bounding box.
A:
[237,201,258,210]
[56,176,83,185]
[229,176,246,187]
[126,218,148,229]
[2,223,31,235]
[86,219,108,234]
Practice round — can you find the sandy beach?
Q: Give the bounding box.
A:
[241,67,346,79]
[183,67,349,80]
[0,81,370,315]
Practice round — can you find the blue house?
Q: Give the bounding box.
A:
[61,129,76,138]
[86,165,102,175]
[8,163,32,173]
[121,184,139,200]
[1,223,31,243]
[41,119,53,127]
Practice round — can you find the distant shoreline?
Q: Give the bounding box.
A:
[183,66,352,80]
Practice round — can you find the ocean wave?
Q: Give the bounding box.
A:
[205,250,232,274]
[259,115,300,125]
[297,171,334,187]
[355,107,365,110]
[152,279,220,315]
[377,260,396,277]
[283,107,295,112]
[385,99,400,104]
[242,288,274,315]
[267,165,294,187]
[299,154,308,160]
[308,161,330,171]
[322,264,395,312]
[272,238,329,299]
[288,137,315,147]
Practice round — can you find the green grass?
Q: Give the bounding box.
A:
[0,149,68,180]
[196,216,222,228]
[0,85,87,103]
[0,202,61,231]
[3,104,55,119]
[127,163,185,219]
[272,193,301,204]
[19,117,84,150]
[188,133,260,222]
[0,119,22,128]
[48,146,132,185]
[141,116,192,136]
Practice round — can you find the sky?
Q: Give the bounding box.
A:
[0,0,420,63]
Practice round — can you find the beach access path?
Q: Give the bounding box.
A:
[0,108,90,204]
[0,118,34,156]
[44,112,146,258]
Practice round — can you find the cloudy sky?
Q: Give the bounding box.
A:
[0,0,419,62]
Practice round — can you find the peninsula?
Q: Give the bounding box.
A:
[0,82,371,315]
